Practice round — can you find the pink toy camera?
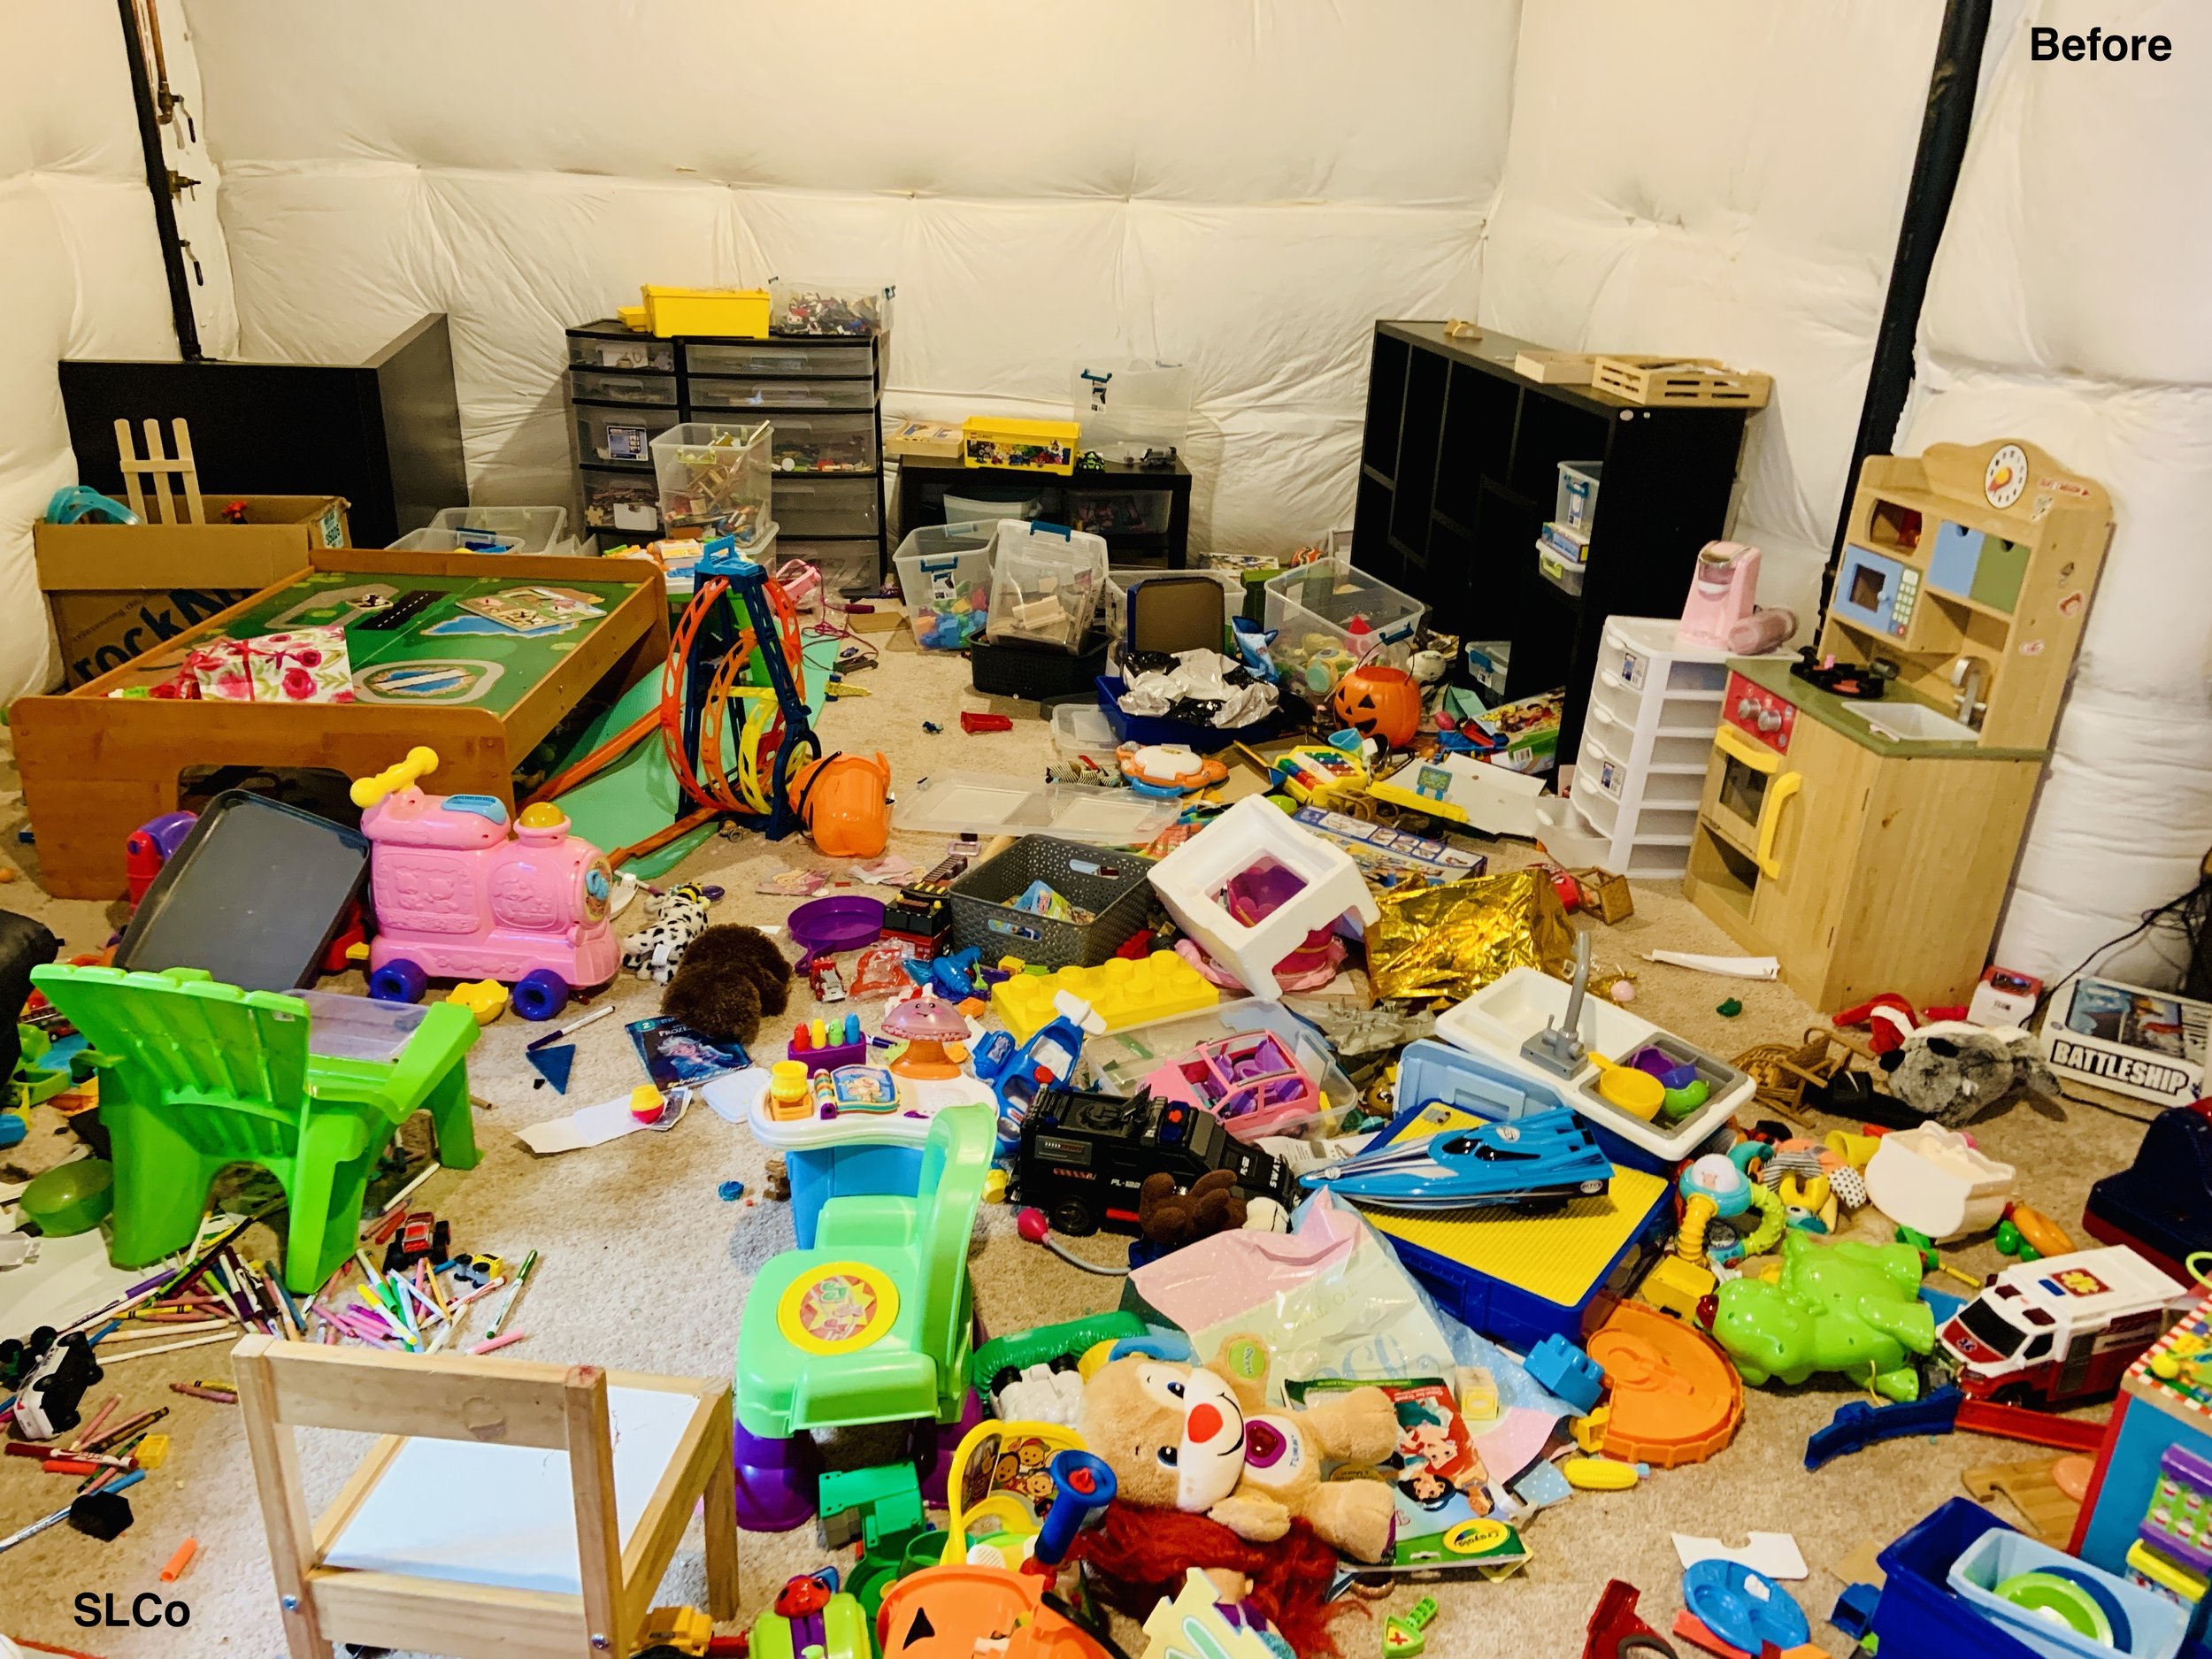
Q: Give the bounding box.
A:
[353,747,618,1020]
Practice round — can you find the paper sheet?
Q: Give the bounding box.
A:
[515,1095,652,1155]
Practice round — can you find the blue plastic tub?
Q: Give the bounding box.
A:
[1094,676,1279,754]
[1395,1037,1683,1176]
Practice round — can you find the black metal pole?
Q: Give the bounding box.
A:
[115,0,202,361]
[1824,0,1992,609]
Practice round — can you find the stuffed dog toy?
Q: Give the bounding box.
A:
[1078,1338,1399,1563]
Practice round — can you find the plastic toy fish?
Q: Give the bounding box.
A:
[1300,1109,1613,1210]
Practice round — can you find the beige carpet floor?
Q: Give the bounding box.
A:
[0,635,2160,1658]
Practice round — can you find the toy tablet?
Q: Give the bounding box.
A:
[115,791,368,992]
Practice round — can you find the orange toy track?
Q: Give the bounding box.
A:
[1586,1300,1744,1467]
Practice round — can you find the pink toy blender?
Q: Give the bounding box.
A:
[1678,542,1762,650]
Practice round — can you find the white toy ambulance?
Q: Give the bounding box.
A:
[1939,1246,2193,1406]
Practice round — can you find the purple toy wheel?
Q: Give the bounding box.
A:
[787,895,886,964]
[731,1417,820,1532]
[369,959,428,1004]
[511,969,570,1022]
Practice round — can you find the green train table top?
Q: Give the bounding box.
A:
[215,568,639,714]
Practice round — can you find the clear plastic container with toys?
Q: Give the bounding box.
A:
[894,521,995,650]
[767,280,894,336]
[1263,558,1426,699]
[986,521,1109,652]
[650,421,772,549]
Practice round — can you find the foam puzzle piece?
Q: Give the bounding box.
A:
[1671,1531,1809,1580]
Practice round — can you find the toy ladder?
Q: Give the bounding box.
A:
[113,417,204,525]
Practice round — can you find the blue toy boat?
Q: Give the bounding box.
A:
[1301,1108,1613,1210]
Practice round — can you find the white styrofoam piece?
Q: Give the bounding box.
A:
[1146,795,1380,1002]
[323,1385,699,1594]
[1671,1532,1809,1581]
[1434,967,1753,1162]
[1864,1124,2016,1242]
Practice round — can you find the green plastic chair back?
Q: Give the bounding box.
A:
[910,1106,992,1387]
[29,964,479,1292]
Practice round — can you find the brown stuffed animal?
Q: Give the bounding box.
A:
[658,924,793,1048]
[1139,1169,1247,1250]
[1078,1336,1400,1563]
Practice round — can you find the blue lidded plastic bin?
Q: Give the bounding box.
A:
[1948,1525,2185,1659]
[1094,676,1279,754]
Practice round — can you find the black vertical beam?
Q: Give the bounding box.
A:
[116,0,202,361]
[1825,0,1992,608]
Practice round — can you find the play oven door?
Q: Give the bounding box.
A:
[1708,724,1801,879]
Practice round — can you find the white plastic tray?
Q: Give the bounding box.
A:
[1433,966,1752,1162]
[899,770,1177,845]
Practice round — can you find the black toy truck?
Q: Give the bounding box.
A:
[1016,1084,1297,1237]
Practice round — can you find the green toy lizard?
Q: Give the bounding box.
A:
[1710,1229,1936,1402]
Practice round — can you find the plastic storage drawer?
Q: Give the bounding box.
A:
[947,836,1157,968]
[769,413,878,475]
[1069,491,1171,537]
[569,369,676,406]
[688,377,876,412]
[576,403,678,467]
[1604,616,1732,696]
[580,468,663,535]
[568,329,673,373]
[1556,461,1603,534]
[774,476,879,538]
[684,340,873,380]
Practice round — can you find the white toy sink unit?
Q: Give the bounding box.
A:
[1434,965,1754,1164]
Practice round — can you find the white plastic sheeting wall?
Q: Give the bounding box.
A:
[0,4,235,699]
[1912,0,2212,985]
[1478,0,1946,633]
[185,0,1516,561]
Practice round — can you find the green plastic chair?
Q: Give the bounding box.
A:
[29,964,480,1293]
[736,1104,992,1439]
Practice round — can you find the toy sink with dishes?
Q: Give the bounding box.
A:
[1435,967,1752,1166]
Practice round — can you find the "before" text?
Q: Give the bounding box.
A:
[2031,25,2172,61]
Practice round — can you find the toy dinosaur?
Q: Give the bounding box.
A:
[1709,1230,1935,1402]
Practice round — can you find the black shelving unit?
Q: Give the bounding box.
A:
[1354,320,1751,757]
[892,453,1192,569]
[565,321,888,588]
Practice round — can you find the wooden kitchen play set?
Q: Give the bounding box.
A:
[1683,439,2114,1010]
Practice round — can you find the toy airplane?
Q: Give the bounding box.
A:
[1300,1108,1613,1210]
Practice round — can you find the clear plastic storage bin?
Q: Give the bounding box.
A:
[577,404,679,466]
[768,280,893,336]
[894,521,996,650]
[688,377,875,412]
[1262,558,1426,695]
[767,414,876,475]
[1071,359,1193,462]
[684,339,872,379]
[1537,543,1586,595]
[388,527,523,555]
[1069,491,1171,536]
[650,421,772,548]
[568,369,675,406]
[580,469,662,535]
[987,521,1110,652]
[779,539,882,597]
[772,475,879,538]
[428,506,571,554]
[944,488,1045,525]
[1556,461,1603,534]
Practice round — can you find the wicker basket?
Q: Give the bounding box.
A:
[949,836,1156,968]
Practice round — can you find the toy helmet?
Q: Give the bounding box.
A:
[787,752,892,859]
[1329,664,1422,748]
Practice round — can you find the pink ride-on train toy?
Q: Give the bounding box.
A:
[352,747,618,1020]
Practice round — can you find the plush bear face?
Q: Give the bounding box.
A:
[1079,1356,1248,1513]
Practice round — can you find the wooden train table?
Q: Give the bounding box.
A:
[13,549,669,899]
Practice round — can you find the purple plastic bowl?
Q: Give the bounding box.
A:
[787,895,886,964]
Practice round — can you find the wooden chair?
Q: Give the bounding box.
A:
[234,1337,738,1659]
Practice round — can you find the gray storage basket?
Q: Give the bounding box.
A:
[948,836,1157,968]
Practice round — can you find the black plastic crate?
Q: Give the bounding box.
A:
[948,836,1156,968]
[969,630,1110,702]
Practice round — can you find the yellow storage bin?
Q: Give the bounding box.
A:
[616,304,648,332]
[639,285,771,340]
[964,416,1080,475]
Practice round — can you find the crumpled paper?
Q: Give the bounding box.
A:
[1366,868,1573,1003]
[1116,648,1279,728]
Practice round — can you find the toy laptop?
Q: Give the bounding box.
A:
[2042,974,2209,1109]
[1353,1040,1672,1350]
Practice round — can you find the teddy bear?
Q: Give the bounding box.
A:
[1878,1020,2061,1127]
[1139,1170,1246,1250]
[1078,1338,1400,1563]
[658,923,793,1048]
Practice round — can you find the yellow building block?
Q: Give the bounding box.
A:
[990,953,1219,1042]
[1637,1255,1718,1322]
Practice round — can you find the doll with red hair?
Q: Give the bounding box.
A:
[1065,1505,1368,1659]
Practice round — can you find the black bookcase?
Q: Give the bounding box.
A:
[1354,320,1750,757]
[892,454,1192,569]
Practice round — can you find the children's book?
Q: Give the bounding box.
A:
[628,1017,750,1087]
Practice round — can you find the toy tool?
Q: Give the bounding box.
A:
[1524,932,1593,1078]
[1300,1109,1613,1210]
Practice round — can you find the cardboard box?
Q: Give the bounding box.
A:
[2041,974,2209,1108]
[885,419,964,460]
[35,495,349,687]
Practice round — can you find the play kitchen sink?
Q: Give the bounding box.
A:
[1847,699,1979,745]
[1434,949,1752,1168]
